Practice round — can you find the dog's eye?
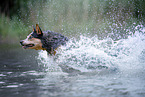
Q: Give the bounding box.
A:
[28,35,33,39]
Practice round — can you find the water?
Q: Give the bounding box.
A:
[0,28,145,97]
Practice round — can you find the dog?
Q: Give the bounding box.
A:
[20,24,68,55]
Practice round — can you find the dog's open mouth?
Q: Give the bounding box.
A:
[22,44,35,49]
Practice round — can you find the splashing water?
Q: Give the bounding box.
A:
[37,27,145,74]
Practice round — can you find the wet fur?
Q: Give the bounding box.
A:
[41,30,68,54]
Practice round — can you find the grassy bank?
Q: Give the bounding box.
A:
[0,0,144,43]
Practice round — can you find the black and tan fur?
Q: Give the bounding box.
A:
[20,24,68,55]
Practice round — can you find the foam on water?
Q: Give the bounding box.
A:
[37,26,145,74]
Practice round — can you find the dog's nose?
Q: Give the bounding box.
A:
[20,40,23,45]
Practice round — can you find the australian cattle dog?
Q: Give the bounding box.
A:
[20,24,68,55]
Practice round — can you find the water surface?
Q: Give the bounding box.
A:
[0,30,145,97]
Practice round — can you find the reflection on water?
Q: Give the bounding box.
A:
[0,29,145,97]
[0,45,41,97]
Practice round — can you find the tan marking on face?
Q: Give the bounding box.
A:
[28,38,44,50]
[22,37,46,50]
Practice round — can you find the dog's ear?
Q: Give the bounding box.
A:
[36,24,43,36]
[32,25,36,32]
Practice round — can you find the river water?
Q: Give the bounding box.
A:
[0,28,145,97]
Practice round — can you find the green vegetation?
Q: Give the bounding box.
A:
[0,15,29,40]
[0,0,145,43]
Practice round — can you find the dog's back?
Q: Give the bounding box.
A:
[41,30,68,54]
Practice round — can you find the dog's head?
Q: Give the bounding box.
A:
[20,24,46,50]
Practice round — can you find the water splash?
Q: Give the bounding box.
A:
[37,51,61,72]
[37,27,145,74]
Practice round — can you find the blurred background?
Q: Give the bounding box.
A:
[0,0,145,43]
[0,1,145,97]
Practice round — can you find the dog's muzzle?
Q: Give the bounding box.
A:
[20,40,35,49]
[20,40,24,46]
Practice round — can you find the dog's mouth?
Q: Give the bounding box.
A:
[22,44,35,49]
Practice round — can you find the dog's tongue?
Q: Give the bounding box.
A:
[22,46,27,49]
